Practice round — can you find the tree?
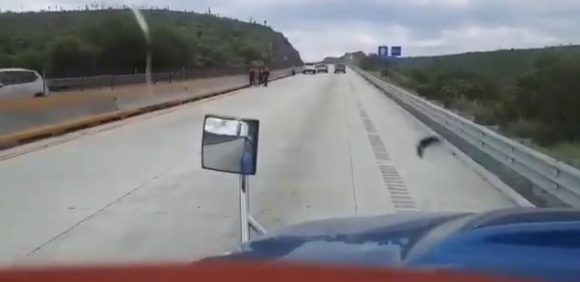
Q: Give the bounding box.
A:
[360,54,384,71]
[87,16,148,74]
[0,54,15,68]
[46,36,100,77]
[514,54,580,144]
[239,44,261,65]
[15,49,45,72]
[0,9,303,76]
[150,25,194,69]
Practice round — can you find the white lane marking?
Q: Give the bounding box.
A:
[348,78,418,213]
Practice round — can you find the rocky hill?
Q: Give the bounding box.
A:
[0,9,303,77]
[338,45,580,88]
[322,51,366,65]
[396,45,580,87]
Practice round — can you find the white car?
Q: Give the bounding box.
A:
[0,68,49,100]
[302,63,316,74]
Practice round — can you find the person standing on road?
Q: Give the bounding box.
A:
[262,67,270,87]
[257,67,264,86]
[249,67,256,86]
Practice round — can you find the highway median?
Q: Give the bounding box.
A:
[0,69,292,150]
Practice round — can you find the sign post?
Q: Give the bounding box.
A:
[388,46,402,77]
[378,45,390,76]
[377,45,403,77]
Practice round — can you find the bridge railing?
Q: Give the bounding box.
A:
[354,67,580,207]
[45,67,249,92]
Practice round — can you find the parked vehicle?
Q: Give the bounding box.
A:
[334,64,346,74]
[303,63,316,74]
[316,64,328,73]
[0,68,49,100]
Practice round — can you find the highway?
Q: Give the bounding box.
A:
[0,70,517,266]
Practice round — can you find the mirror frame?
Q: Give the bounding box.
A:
[201,114,260,175]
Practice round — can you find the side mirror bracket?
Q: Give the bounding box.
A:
[201,114,265,242]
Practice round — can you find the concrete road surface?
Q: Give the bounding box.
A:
[0,70,518,266]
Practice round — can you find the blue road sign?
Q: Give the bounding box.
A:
[391,46,402,57]
[378,46,389,57]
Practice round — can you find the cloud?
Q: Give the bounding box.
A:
[276,0,580,60]
[2,0,579,61]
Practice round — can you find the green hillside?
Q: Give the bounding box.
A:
[0,9,302,77]
[354,46,580,167]
[398,45,580,88]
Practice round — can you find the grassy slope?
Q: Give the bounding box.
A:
[0,9,302,76]
[397,45,580,88]
[393,46,580,168]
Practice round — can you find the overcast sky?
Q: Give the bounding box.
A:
[3,0,579,61]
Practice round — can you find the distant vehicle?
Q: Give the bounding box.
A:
[334,64,346,74]
[316,64,328,73]
[303,63,316,74]
[0,68,49,100]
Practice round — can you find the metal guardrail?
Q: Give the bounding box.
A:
[46,67,249,92]
[354,67,580,207]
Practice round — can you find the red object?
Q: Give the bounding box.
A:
[0,262,530,282]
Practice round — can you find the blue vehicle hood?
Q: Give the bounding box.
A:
[209,208,580,282]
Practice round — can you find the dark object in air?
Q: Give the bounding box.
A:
[416,136,441,158]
